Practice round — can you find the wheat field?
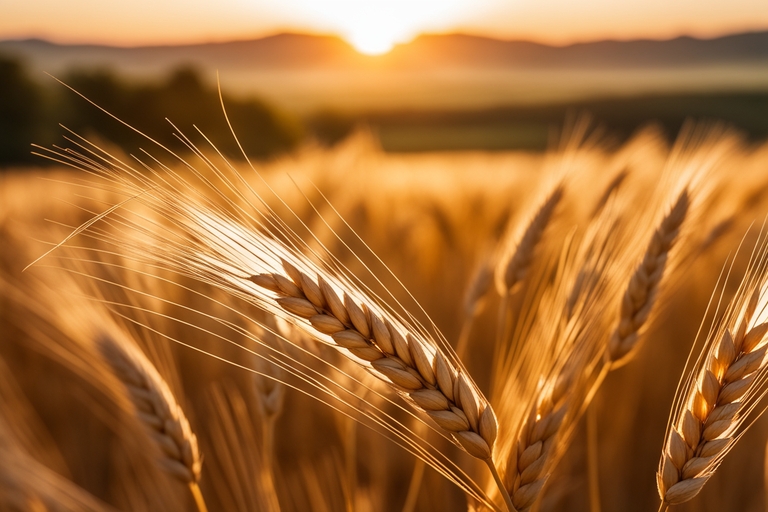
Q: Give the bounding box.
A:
[2,117,768,512]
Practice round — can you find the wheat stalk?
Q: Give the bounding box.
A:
[658,273,768,506]
[249,256,513,509]
[206,381,283,512]
[251,345,285,469]
[97,333,208,512]
[251,356,285,512]
[0,445,115,512]
[251,260,497,457]
[607,189,690,365]
[497,192,649,512]
[497,186,564,295]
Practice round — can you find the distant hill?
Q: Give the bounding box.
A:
[389,31,768,68]
[2,30,768,75]
[2,31,768,115]
[0,34,360,74]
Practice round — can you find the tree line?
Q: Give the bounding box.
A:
[0,54,303,167]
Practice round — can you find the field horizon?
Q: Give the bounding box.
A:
[2,29,767,114]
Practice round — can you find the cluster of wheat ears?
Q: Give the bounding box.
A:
[2,97,768,511]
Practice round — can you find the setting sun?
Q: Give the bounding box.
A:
[282,0,471,55]
[340,10,408,55]
[346,26,399,55]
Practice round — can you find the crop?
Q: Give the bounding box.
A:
[0,110,767,511]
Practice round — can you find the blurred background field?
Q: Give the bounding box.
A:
[1,29,768,164]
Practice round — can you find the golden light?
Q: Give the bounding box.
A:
[280,0,471,56]
[347,26,399,56]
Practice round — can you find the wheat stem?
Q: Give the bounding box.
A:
[455,316,475,360]
[189,482,209,512]
[262,416,277,485]
[586,406,602,512]
[401,458,426,512]
[344,415,357,512]
[487,459,517,512]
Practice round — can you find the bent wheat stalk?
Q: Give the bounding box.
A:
[37,114,508,510]
[97,333,207,512]
[658,250,768,507]
[251,260,497,457]
[248,255,512,509]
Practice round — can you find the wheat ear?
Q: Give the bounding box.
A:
[249,258,512,509]
[503,367,578,512]
[498,186,564,294]
[658,281,768,505]
[251,260,497,458]
[607,189,690,365]
[97,334,207,512]
[456,250,495,358]
[590,169,628,219]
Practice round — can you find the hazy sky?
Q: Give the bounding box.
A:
[3,0,768,53]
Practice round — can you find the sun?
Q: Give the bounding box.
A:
[279,0,471,56]
[335,7,412,56]
[346,26,399,55]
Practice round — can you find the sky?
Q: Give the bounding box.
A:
[2,0,768,54]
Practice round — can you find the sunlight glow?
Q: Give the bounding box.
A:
[282,0,470,55]
[3,0,768,47]
[348,30,397,56]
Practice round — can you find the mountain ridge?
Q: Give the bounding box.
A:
[2,30,767,73]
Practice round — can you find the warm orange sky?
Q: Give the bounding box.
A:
[3,0,768,53]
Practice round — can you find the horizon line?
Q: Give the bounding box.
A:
[3,26,768,51]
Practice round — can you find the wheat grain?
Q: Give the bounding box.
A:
[503,368,581,511]
[250,258,499,462]
[496,196,633,512]
[456,249,496,358]
[504,188,689,511]
[97,333,207,512]
[658,273,768,506]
